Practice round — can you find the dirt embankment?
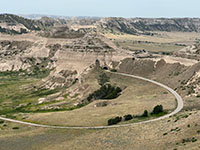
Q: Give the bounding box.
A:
[118,58,200,96]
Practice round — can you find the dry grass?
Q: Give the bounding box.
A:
[106,32,200,53]
[26,72,175,127]
[106,32,200,44]
[1,110,200,150]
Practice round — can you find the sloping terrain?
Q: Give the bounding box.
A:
[97,17,200,35]
[174,42,200,60]
[118,58,200,96]
[0,14,200,150]
[0,14,58,34]
[0,31,130,90]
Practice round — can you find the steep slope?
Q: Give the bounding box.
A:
[0,32,130,89]
[118,58,200,96]
[0,14,56,34]
[174,42,200,60]
[97,17,200,35]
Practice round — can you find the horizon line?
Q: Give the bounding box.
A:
[1,13,200,19]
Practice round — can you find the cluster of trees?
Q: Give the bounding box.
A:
[108,110,149,126]
[107,105,164,126]
[87,84,122,101]
[87,73,122,102]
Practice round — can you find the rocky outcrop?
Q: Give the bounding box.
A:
[174,43,200,61]
[40,26,86,39]
[97,17,200,35]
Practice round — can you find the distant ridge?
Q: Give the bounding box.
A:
[1,14,200,35]
[97,17,200,35]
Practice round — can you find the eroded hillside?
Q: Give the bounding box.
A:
[0,14,200,150]
[97,17,200,35]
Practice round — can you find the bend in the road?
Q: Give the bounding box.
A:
[0,71,184,129]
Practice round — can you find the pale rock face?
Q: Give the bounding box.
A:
[0,23,29,32]
[38,98,46,104]
[174,43,200,60]
[0,58,31,71]
[24,40,50,58]
[186,71,200,95]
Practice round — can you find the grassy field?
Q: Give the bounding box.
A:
[106,32,200,53]
[0,110,200,150]
[0,69,175,127]
[114,41,184,53]
[25,71,175,127]
[0,71,75,117]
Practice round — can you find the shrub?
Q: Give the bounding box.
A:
[108,116,122,125]
[196,95,200,98]
[163,133,168,136]
[142,110,148,117]
[151,105,163,115]
[191,137,197,142]
[12,127,19,130]
[110,69,117,72]
[124,114,133,121]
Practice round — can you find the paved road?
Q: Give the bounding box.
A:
[0,71,183,129]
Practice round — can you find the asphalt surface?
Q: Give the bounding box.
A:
[0,71,183,129]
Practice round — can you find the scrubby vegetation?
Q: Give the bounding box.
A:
[124,114,133,121]
[142,110,149,117]
[107,105,165,125]
[87,84,122,101]
[108,116,122,125]
[110,69,117,72]
[151,105,163,115]
[182,137,197,143]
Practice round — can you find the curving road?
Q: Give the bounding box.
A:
[0,71,183,129]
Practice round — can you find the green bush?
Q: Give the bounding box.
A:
[142,110,148,117]
[108,116,122,125]
[110,69,117,72]
[12,127,19,130]
[151,105,163,115]
[124,114,133,121]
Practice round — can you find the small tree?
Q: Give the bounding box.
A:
[98,73,110,86]
[151,105,163,115]
[124,114,133,121]
[108,116,122,125]
[142,110,148,117]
